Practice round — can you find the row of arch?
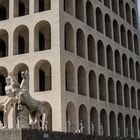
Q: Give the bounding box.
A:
[0,0,50,20]
[65,61,140,109]
[0,60,51,95]
[66,102,140,137]
[64,0,138,29]
[0,20,51,57]
[98,0,137,26]
[65,25,140,81]
[65,19,139,57]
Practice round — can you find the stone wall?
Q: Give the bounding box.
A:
[0,129,139,140]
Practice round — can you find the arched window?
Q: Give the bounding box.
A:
[86,1,94,28]
[99,74,106,101]
[134,34,139,55]
[127,30,133,52]
[89,70,97,98]
[137,89,140,110]
[77,29,85,58]
[0,0,9,20]
[0,75,6,96]
[109,112,116,137]
[111,0,118,14]
[39,0,45,11]
[75,0,84,21]
[64,22,74,53]
[96,8,103,33]
[98,40,105,66]
[105,14,112,38]
[78,66,86,96]
[124,84,130,108]
[118,113,124,137]
[18,36,25,54]
[34,21,51,51]
[13,25,29,55]
[65,61,75,92]
[129,58,135,80]
[132,8,137,29]
[79,105,88,134]
[66,102,76,133]
[90,107,98,135]
[116,81,123,106]
[136,62,140,82]
[122,54,128,77]
[0,6,6,20]
[126,3,131,24]
[64,0,73,15]
[39,32,45,51]
[106,45,113,70]
[34,0,51,12]
[119,0,124,19]
[132,116,137,137]
[104,0,110,8]
[14,0,29,17]
[19,1,25,16]
[115,50,121,74]
[0,39,7,57]
[88,35,95,63]
[131,87,136,109]
[113,20,119,43]
[108,78,115,103]
[34,60,51,92]
[100,109,108,136]
[125,115,131,137]
[120,25,126,48]
[39,70,45,91]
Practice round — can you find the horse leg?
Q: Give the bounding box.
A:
[3,104,11,128]
[42,113,47,130]
[35,113,41,130]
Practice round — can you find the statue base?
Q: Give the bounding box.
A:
[0,129,138,140]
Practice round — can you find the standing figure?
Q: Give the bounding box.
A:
[79,120,84,133]
[100,123,104,136]
[3,73,19,128]
[132,127,135,138]
[125,128,128,137]
[67,120,71,132]
[90,121,94,135]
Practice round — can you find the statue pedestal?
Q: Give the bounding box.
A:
[0,129,49,140]
[17,104,29,129]
[0,129,136,140]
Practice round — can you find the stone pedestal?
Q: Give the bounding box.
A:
[17,104,29,129]
[0,129,138,140]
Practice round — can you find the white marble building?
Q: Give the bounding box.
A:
[0,0,139,138]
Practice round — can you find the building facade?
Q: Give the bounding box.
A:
[0,0,139,138]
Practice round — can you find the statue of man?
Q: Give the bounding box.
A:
[91,121,94,135]
[3,73,20,128]
[67,120,71,132]
[100,123,104,136]
[125,128,128,137]
[79,120,84,133]
[132,127,135,138]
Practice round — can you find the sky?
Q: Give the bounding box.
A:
[138,0,140,30]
